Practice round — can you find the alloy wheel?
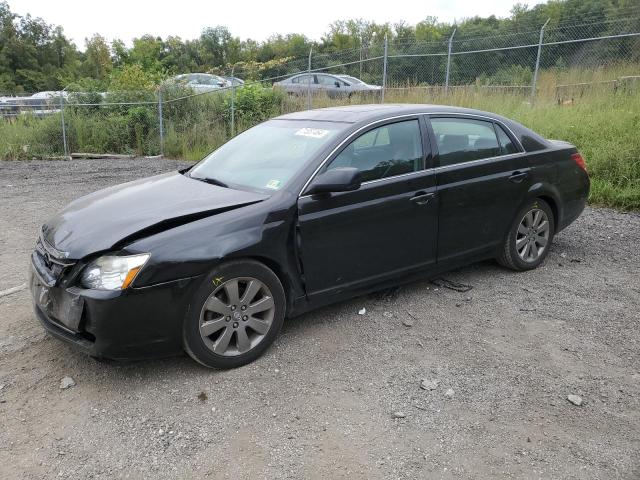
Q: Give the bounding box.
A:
[516,208,550,262]
[199,277,275,356]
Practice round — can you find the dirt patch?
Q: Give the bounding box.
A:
[1,159,639,479]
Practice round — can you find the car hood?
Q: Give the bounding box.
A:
[42,172,269,259]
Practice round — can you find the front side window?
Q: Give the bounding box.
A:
[431,117,502,167]
[318,75,338,86]
[190,120,346,192]
[326,119,423,183]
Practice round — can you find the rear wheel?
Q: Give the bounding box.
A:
[497,198,555,271]
[183,260,286,369]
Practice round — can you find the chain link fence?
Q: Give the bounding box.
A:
[1,13,639,160]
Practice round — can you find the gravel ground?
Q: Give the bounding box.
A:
[0,158,639,479]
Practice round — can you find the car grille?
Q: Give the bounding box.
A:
[34,233,75,283]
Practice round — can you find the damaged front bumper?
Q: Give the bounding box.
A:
[29,250,201,361]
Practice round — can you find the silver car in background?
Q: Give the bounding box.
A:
[222,76,245,87]
[171,73,230,92]
[274,73,381,98]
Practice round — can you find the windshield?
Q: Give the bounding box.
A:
[340,75,363,84]
[189,120,346,192]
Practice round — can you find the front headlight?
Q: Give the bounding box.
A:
[80,254,150,290]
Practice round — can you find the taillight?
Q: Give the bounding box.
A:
[570,152,587,172]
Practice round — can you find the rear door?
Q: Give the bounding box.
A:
[297,116,438,299]
[426,115,530,263]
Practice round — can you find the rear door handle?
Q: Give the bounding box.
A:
[410,192,436,205]
[509,171,528,183]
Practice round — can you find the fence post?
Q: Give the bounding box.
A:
[445,28,456,94]
[307,47,313,110]
[359,36,363,79]
[59,93,68,158]
[157,88,164,157]
[381,34,388,103]
[230,64,236,137]
[531,18,550,102]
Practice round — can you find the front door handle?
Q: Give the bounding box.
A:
[509,170,529,183]
[509,171,528,183]
[410,192,436,205]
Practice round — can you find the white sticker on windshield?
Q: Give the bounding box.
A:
[265,179,281,190]
[295,128,330,139]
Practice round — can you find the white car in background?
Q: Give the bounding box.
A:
[171,73,230,92]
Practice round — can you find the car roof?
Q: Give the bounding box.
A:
[274,104,507,124]
[274,104,549,151]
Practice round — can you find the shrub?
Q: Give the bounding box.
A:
[224,83,284,124]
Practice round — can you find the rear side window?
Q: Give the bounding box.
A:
[326,119,423,182]
[431,118,501,167]
[495,124,519,155]
[291,75,313,84]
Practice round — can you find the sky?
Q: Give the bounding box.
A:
[9,0,546,49]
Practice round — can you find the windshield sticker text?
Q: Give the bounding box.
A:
[265,180,281,190]
[295,128,330,139]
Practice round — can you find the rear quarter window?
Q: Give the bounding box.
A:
[495,124,519,155]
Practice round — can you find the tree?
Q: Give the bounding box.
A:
[84,34,112,80]
[128,35,164,72]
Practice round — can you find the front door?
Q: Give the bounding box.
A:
[297,117,439,299]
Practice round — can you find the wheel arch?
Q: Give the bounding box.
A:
[525,182,563,232]
[536,194,559,231]
[225,254,297,316]
[499,184,562,248]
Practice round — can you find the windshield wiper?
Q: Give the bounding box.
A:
[190,174,229,188]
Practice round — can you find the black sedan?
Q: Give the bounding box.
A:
[30,104,589,368]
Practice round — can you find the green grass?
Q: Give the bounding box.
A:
[443,87,640,211]
[287,84,640,210]
[1,77,639,210]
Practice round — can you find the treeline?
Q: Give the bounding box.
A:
[0,0,638,94]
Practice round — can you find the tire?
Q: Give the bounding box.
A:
[497,198,555,271]
[183,260,286,369]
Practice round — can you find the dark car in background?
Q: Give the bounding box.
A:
[30,104,589,369]
[274,73,381,98]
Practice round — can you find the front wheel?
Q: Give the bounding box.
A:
[183,260,286,369]
[497,198,555,271]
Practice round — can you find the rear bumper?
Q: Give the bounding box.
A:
[558,171,590,232]
[31,267,202,361]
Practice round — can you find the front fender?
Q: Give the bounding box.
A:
[123,202,304,302]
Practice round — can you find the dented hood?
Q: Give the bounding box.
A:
[42,172,268,259]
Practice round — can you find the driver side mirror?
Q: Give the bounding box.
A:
[334,81,341,88]
[306,167,361,195]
